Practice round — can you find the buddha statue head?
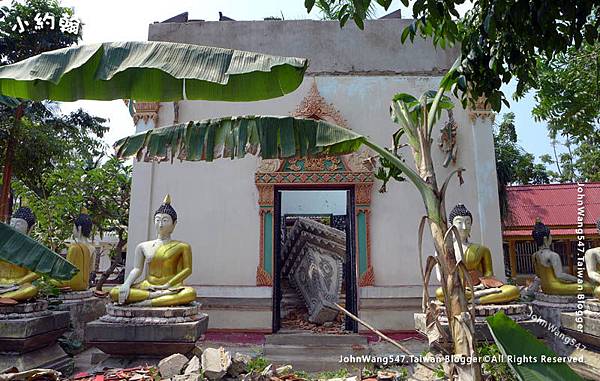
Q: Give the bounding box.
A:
[449,204,473,243]
[74,208,93,240]
[10,205,36,235]
[532,218,551,249]
[154,194,178,238]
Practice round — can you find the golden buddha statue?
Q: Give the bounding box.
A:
[0,206,39,301]
[436,204,520,304]
[533,218,596,296]
[110,195,196,307]
[54,209,94,291]
[584,219,600,290]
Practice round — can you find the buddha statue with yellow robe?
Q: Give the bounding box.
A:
[110,195,196,307]
[0,206,39,301]
[54,209,94,291]
[532,219,596,297]
[436,204,520,304]
[584,219,600,290]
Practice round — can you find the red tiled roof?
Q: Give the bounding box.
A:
[503,183,600,236]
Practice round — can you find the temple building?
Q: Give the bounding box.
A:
[503,182,600,284]
[127,14,502,333]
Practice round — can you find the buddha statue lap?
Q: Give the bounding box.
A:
[532,218,596,297]
[53,209,94,291]
[0,206,39,302]
[435,204,520,304]
[584,219,600,293]
[110,195,196,307]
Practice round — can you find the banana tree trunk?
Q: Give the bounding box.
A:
[0,104,23,222]
[0,141,13,222]
[419,139,480,380]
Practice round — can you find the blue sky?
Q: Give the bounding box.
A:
[12,0,556,162]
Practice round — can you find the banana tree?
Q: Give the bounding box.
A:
[0,40,308,221]
[114,71,478,379]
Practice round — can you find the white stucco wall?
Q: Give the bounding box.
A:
[126,19,504,301]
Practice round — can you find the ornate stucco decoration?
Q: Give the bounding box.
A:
[294,81,347,127]
[254,82,375,287]
[439,109,458,168]
[467,96,495,123]
[124,101,161,125]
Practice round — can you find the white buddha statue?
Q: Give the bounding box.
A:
[585,219,600,286]
[436,204,519,304]
[110,195,196,307]
[533,218,596,296]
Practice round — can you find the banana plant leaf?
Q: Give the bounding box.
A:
[486,311,584,381]
[114,116,367,162]
[0,41,308,102]
[0,222,78,280]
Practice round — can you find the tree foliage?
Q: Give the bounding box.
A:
[13,157,130,253]
[303,0,600,111]
[531,42,600,182]
[0,104,109,197]
[493,112,549,220]
[0,0,81,65]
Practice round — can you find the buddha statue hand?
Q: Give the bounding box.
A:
[0,284,20,294]
[117,284,131,304]
[474,287,502,304]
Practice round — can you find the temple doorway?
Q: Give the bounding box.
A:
[272,188,359,334]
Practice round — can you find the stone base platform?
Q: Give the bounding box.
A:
[561,299,600,350]
[414,303,542,344]
[0,300,73,374]
[51,290,107,344]
[87,302,208,357]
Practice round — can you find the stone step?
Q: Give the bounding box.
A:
[265,333,367,346]
[263,343,369,357]
[263,355,368,373]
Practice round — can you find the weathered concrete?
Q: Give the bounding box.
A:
[87,303,209,356]
[0,311,70,352]
[414,303,544,345]
[149,19,458,76]
[283,219,345,324]
[0,343,73,375]
[54,294,107,344]
[0,307,72,375]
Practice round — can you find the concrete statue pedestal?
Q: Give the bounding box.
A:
[531,292,586,354]
[0,300,73,374]
[50,290,107,345]
[561,299,600,350]
[414,302,541,344]
[87,302,208,357]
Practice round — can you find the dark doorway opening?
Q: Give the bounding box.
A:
[272,187,358,333]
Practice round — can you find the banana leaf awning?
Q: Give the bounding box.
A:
[114,116,366,162]
[0,223,78,280]
[0,41,308,102]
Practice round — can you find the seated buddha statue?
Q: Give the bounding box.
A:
[110,195,196,307]
[53,209,94,291]
[436,204,520,304]
[0,206,39,301]
[532,218,595,296]
[585,219,600,288]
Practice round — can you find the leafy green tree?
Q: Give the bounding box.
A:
[303,0,600,111]
[0,106,109,197]
[13,157,131,290]
[493,112,549,220]
[0,0,82,220]
[0,0,80,65]
[531,42,600,183]
[13,157,130,252]
[315,0,377,22]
